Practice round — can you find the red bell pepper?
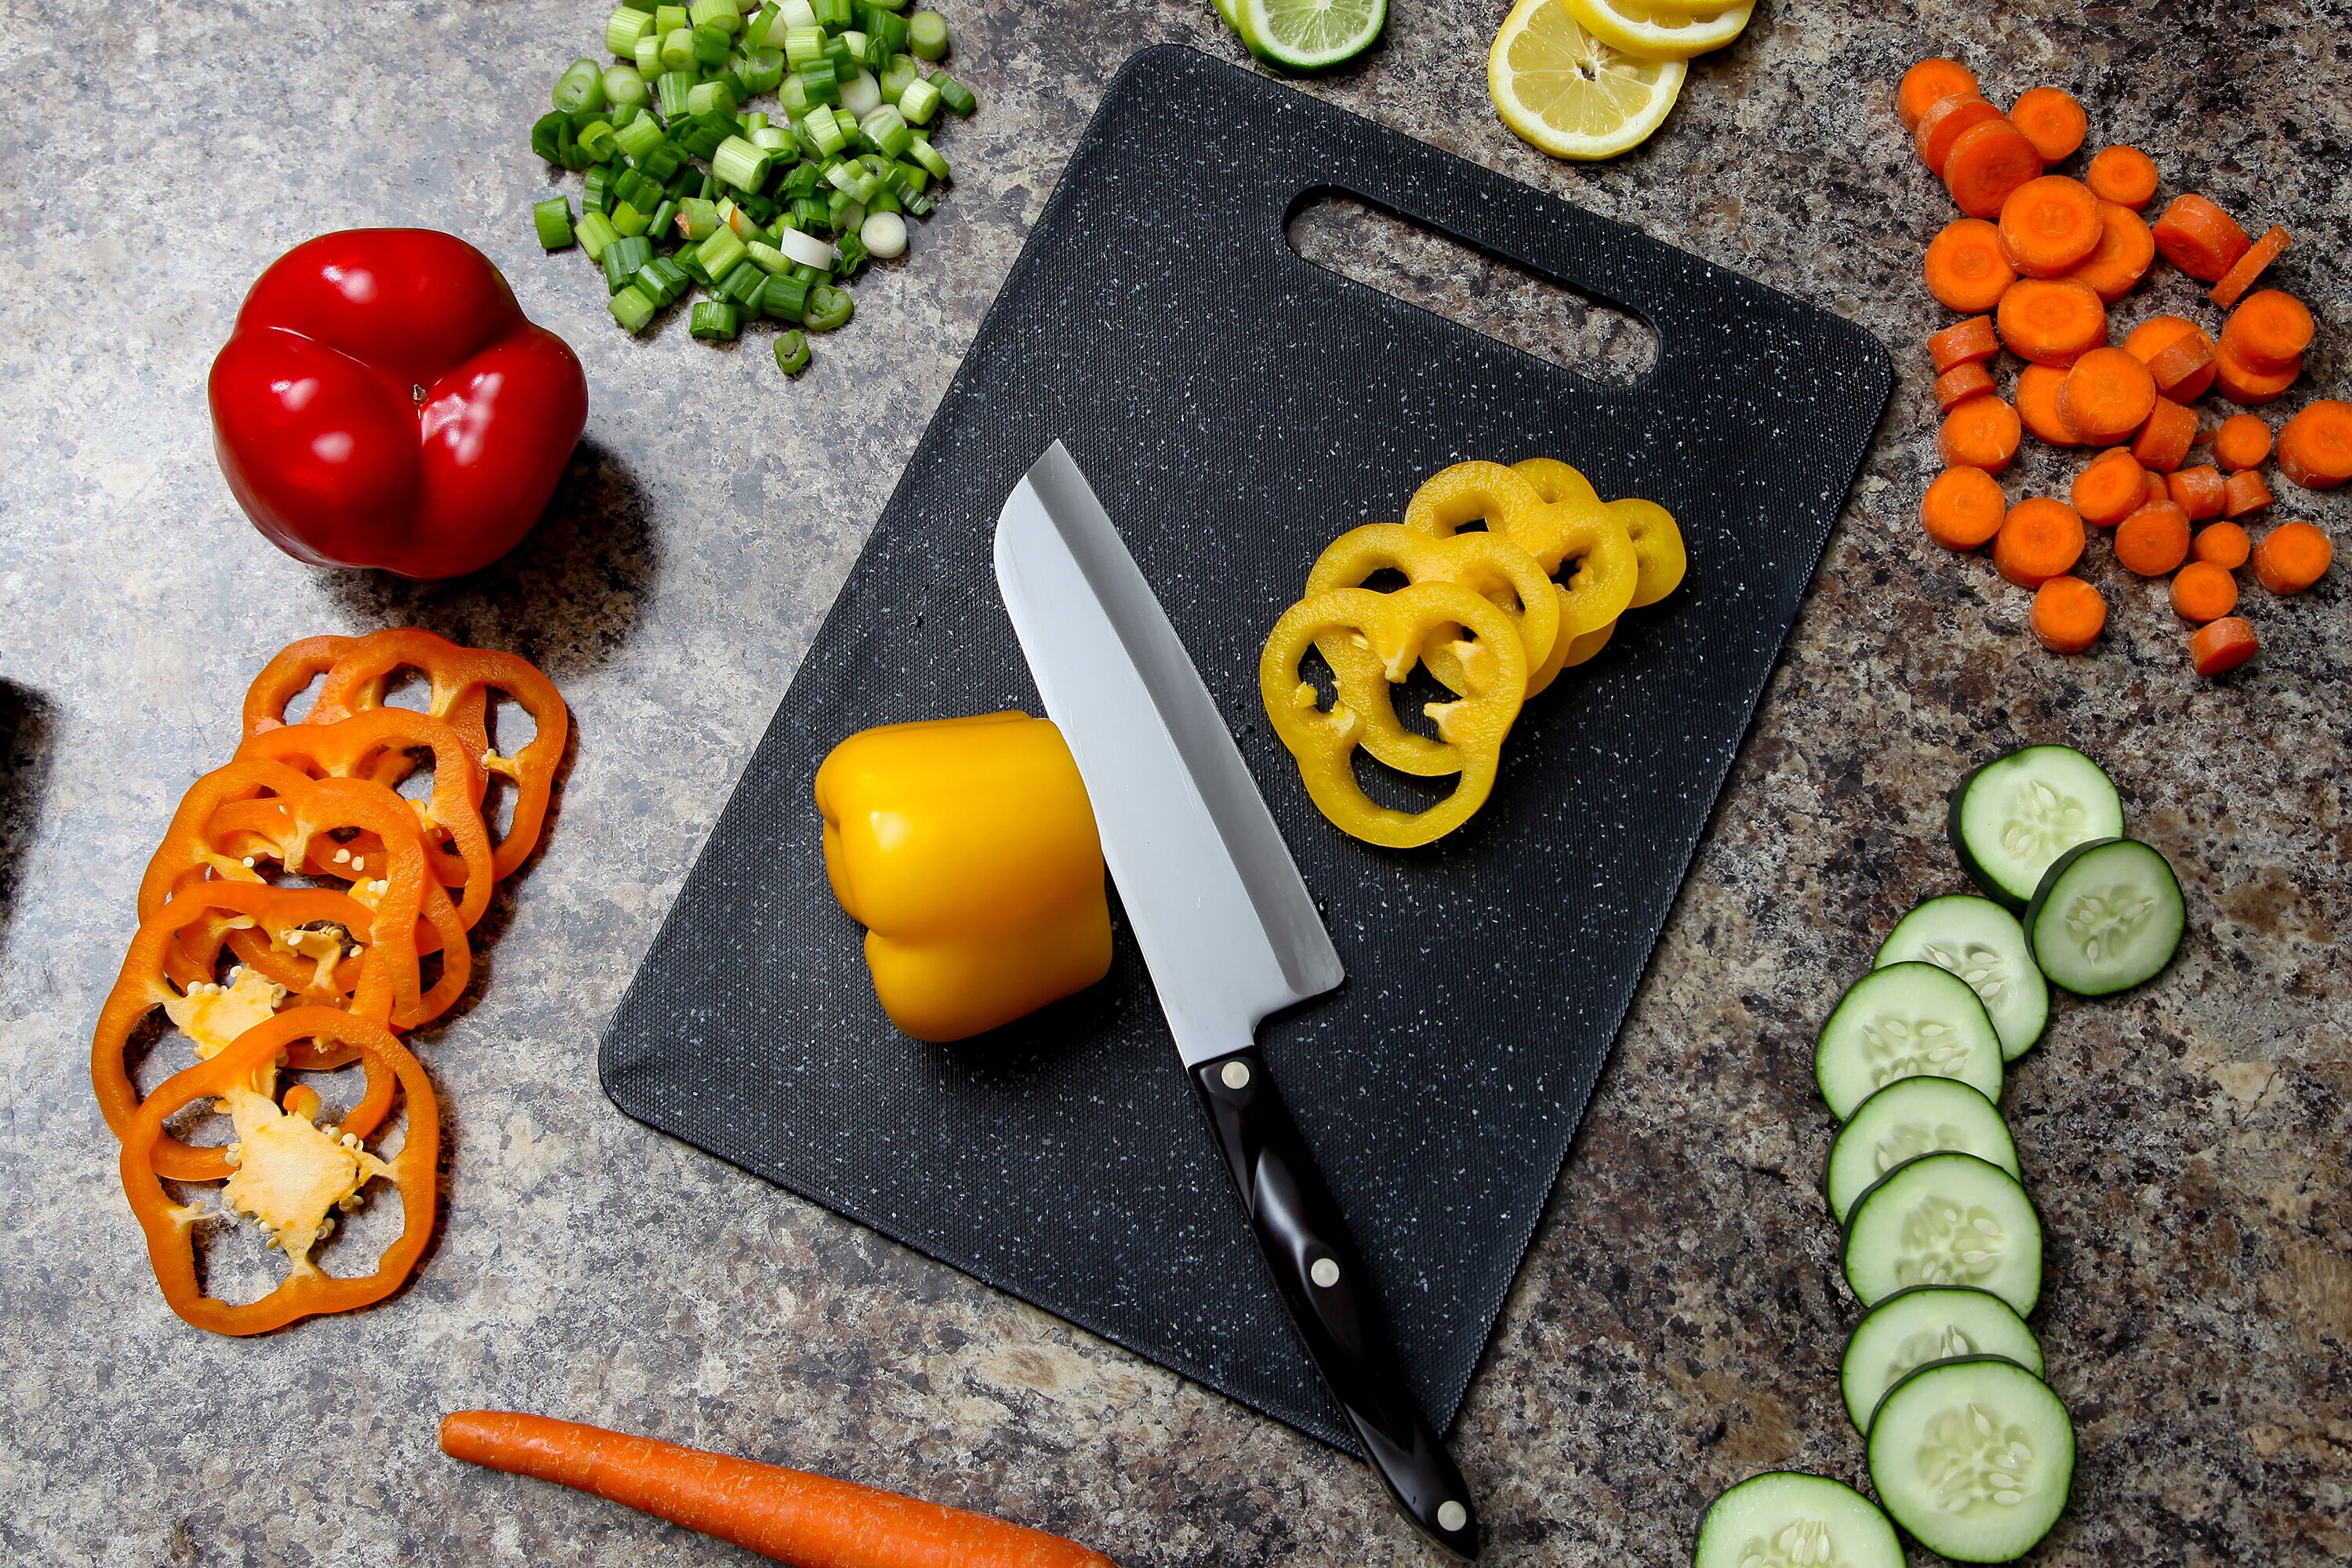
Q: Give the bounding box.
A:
[209,229,589,579]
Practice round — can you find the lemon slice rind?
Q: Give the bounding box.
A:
[1488,0,1689,162]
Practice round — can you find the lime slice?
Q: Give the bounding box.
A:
[1565,0,1753,60]
[1213,0,1242,28]
[1488,0,1687,162]
[1236,0,1388,71]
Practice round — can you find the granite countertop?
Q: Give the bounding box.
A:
[2,2,2346,1563]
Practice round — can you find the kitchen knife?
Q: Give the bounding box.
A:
[993,441,1480,1559]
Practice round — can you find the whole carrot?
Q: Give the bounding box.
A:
[440,1411,1116,1568]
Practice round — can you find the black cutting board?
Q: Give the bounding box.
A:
[600,45,1889,1450]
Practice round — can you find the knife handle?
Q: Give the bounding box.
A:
[1191,1046,1479,1559]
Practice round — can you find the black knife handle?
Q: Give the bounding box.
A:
[1191,1046,1480,1559]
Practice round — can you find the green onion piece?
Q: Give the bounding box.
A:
[578,119,620,163]
[811,0,851,27]
[602,234,654,292]
[606,6,655,54]
[622,0,659,10]
[763,273,811,321]
[779,160,822,198]
[775,225,837,268]
[610,200,651,238]
[554,56,608,111]
[640,140,687,181]
[634,31,662,73]
[788,194,831,231]
[808,107,851,157]
[803,283,853,332]
[717,67,752,102]
[613,113,666,162]
[577,209,622,260]
[859,5,908,56]
[782,24,826,64]
[688,0,739,32]
[779,0,818,23]
[689,299,742,340]
[791,261,826,285]
[685,78,736,116]
[800,59,841,106]
[834,230,869,275]
[822,37,857,77]
[837,67,878,118]
[646,198,680,242]
[631,260,677,306]
[826,188,863,230]
[675,196,721,240]
[690,22,731,66]
[655,67,693,115]
[583,166,616,211]
[699,225,749,281]
[745,239,792,274]
[879,53,920,104]
[866,187,900,216]
[862,0,907,9]
[931,71,975,117]
[859,209,908,260]
[718,263,769,307]
[740,45,786,92]
[895,75,940,125]
[661,26,698,70]
[655,4,691,34]
[858,104,911,158]
[750,126,793,155]
[614,169,659,208]
[744,0,783,46]
[775,329,812,373]
[891,158,930,194]
[841,27,869,54]
[529,112,568,164]
[906,9,946,60]
[611,283,659,333]
[712,134,771,191]
[774,74,811,118]
[532,197,576,250]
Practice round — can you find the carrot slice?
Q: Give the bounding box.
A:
[2223,468,2273,519]
[2169,560,2238,623]
[2130,397,2198,474]
[2115,502,2192,575]
[1924,220,2018,312]
[2189,616,2259,677]
[1944,119,2045,219]
[1997,277,2107,366]
[2031,575,2106,652]
[1994,496,2086,587]
[2152,194,2252,281]
[2126,316,2217,399]
[2015,365,2082,447]
[2220,289,2314,373]
[2193,521,2251,568]
[2274,399,2352,490]
[2211,413,2272,471]
[1940,395,2023,474]
[2085,146,2160,209]
[2008,88,2087,163]
[2209,224,2289,309]
[2067,201,2156,302]
[2212,339,2299,406]
[2059,347,2157,445]
[1929,315,2002,373]
[1934,361,1997,412]
[2252,519,2333,593]
[1921,465,2007,549]
[2071,448,2146,525]
[1899,59,1981,130]
[1915,95,2008,176]
[2167,464,2226,521]
[1998,176,2105,277]
[2144,471,2169,508]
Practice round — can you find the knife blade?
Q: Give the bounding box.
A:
[994,441,1481,1559]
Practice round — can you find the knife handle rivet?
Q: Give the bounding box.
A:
[1220,1060,1251,1090]
[1309,1257,1341,1287]
[1437,1501,1468,1533]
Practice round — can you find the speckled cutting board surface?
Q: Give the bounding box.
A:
[600,44,1890,1448]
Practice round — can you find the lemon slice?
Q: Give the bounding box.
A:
[1235,0,1388,71]
[1489,0,1688,162]
[1565,0,1753,60]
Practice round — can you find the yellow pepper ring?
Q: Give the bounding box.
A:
[1303,525,1559,775]
[1610,496,1688,606]
[1261,583,1527,850]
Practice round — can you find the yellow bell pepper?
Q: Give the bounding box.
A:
[814,712,1112,1043]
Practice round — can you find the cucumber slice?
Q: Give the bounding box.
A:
[1947,745,2124,909]
[1875,895,2049,1061]
[1843,1151,2042,1315]
[1867,1355,2075,1562]
[1825,1077,2018,1223]
[1813,963,2003,1122]
[1693,1472,1902,1568]
[1840,1286,2044,1432]
[2024,837,2186,996]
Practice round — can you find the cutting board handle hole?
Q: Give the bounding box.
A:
[1285,191,1657,387]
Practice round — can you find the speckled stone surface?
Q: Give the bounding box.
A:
[2,3,2345,1566]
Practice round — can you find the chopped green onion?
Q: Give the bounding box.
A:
[699,225,750,280]
[806,101,850,154]
[685,78,736,116]
[621,0,659,10]
[782,24,825,64]
[840,68,882,118]
[906,9,946,60]
[578,118,622,162]
[533,197,576,250]
[716,67,752,102]
[717,263,769,307]
[750,125,793,154]
[763,273,811,321]
[655,66,693,114]
[740,46,786,92]
[803,283,853,332]
[800,59,841,106]
[602,234,655,292]
[931,71,975,117]
[789,194,831,231]
[655,4,691,34]
[775,329,812,373]
[744,1,783,46]
[638,140,687,181]
[775,225,837,269]
[858,104,911,158]
[609,199,650,237]
[576,209,622,260]
[606,65,651,107]
[638,256,692,303]
[811,0,851,27]
[860,5,909,54]
[662,27,700,71]
[529,111,568,164]
[879,53,920,104]
[611,283,659,333]
[891,157,930,194]
[690,22,731,66]
[861,207,909,260]
[895,75,940,125]
[822,37,857,78]
[779,0,818,23]
[866,187,899,216]
[745,239,792,274]
[613,113,666,162]
[688,0,740,32]
[634,31,662,73]
[712,133,771,190]
[583,165,616,211]
[675,195,721,240]
[826,189,864,231]
[647,198,680,240]
[689,299,742,339]
[554,56,608,111]
[833,230,869,275]
[607,6,655,54]
[791,262,826,285]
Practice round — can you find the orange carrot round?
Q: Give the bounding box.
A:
[2030,575,2106,652]
[1915,95,2007,176]
[1929,314,2002,373]
[1921,465,2007,550]
[1998,277,2107,366]
[2209,225,2290,309]
[2143,471,2169,509]
[1899,59,1981,130]
[2220,289,2314,373]
[1994,496,2086,587]
[1998,176,2104,276]
[2167,464,2227,521]
[438,1411,1118,1568]
[2193,521,2252,568]
[1934,361,1997,412]
[2152,194,2252,281]
[2274,399,2352,490]
[2188,616,2259,677]
[2211,413,2272,471]
[2125,315,2217,400]
[2014,365,2081,447]
[2222,467,2274,519]
[2130,397,2198,474]
[2071,447,2147,526]
[2115,501,2192,575]
[1924,220,2018,312]
[1940,395,2023,474]
[2085,146,2160,209]
[2008,87,2087,163]
[2212,339,2299,406]
[1944,120,2045,219]
[2058,347,2157,445]
[2067,201,2156,302]
[2169,560,2238,623]
[2252,519,2334,594]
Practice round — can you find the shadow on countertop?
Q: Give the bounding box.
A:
[0,681,52,949]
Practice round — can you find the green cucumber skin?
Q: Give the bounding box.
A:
[1875,894,2050,1060]
[1840,1151,2043,1316]
[1947,745,2122,910]
[1813,963,2004,1121]
[1838,1284,2044,1433]
[2024,837,2187,996]
[1691,1472,1903,1568]
[1865,1355,2076,1563]
[1821,1076,2017,1224]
